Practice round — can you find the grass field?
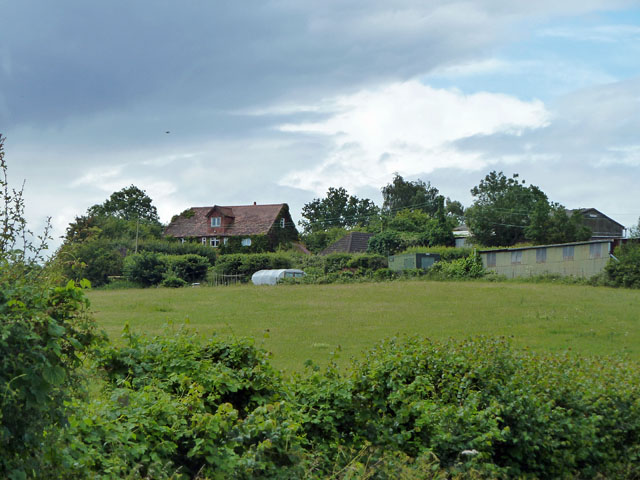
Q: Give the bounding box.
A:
[88,280,640,372]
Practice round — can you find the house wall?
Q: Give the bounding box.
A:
[480,241,611,278]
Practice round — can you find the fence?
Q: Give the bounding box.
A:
[207,273,244,286]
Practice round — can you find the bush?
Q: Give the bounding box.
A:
[323,253,353,273]
[0,136,101,478]
[367,230,404,256]
[164,254,209,283]
[161,276,187,288]
[346,253,388,271]
[294,336,640,478]
[605,242,640,288]
[428,255,486,279]
[138,239,217,265]
[123,251,166,286]
[57,328,307,479]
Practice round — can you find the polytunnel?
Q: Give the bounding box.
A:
[251,269,306,285]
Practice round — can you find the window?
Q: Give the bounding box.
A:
[563,245,574,261]
[180,238,185,244]
[589,243,602,259]
[201,237,206,245]
[223,237,228,245]
[210,237,220,248]
[210,217,221,227]
[280,218,285,228]
[536,248,547,264]
[511,251,522,265]
[486,252,496,267]
[241,238,252,247]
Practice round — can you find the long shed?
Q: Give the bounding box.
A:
[478,240,612,279]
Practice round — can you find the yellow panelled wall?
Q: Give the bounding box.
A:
[480,241,611,279]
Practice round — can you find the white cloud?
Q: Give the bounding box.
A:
[279,80,549,194]
[540,24,640,43]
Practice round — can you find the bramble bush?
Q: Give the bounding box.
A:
[50,328,640,479]
[0,136,102,479]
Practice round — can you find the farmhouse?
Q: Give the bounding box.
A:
[320,232,374,255]
[164,203,298,251]
[479,239,614,279]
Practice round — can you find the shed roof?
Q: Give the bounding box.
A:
[165,203,285,238]
[320,232,374,255]
[478,239,612,254]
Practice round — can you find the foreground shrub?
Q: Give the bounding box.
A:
[294,337,640,479]
[57,328,307,479]
[52,324,640,479]
[0,136,101,478]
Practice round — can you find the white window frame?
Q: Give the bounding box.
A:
[211,217,221,227]
[201,237,207,245]
[241,238,252,247]
[210,237,220,248]
[280,218,285,228]
[223,237,228,245]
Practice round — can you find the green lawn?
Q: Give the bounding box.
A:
[88,280,640,372]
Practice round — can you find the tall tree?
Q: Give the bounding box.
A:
[299,187,379,233]
[88,185,160,222]
[57,185,163,286]
[381,174,440,215]
[465,171,548,247]
[525,202,591,245]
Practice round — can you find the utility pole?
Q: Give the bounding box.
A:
[135,217,140,254]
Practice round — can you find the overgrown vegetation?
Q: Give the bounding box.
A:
[0,136,102,478]
[605,242,640,288]
[46,329,640,479]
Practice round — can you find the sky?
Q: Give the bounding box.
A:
[1,1,639,250]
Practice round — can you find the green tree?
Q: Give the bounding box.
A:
[88,184,160,222]
[56,186,164,286]
[525,202,591,245]
[299,187,379,233]
[630,217,640,238]
[381,174,440,215]
[445,197,465,225]
[465,171,548,247]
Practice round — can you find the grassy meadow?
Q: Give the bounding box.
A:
[88,280,640,372]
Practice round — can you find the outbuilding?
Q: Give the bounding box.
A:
[251,269,306,285]
[388,253,441,272]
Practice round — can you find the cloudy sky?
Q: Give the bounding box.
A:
[2,1,639,248]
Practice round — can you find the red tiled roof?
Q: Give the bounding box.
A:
[164,204,285,238]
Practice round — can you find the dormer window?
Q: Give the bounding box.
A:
[211,217,221,227]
